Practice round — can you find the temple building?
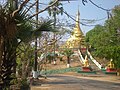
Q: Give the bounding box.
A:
[62,10,85,49]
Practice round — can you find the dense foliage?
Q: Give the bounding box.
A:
[0,0,56,89]
[86,5,120,68]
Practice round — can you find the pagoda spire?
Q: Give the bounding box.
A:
[61,9,85,49]
[75,9,80,27]
[73,9,83,38]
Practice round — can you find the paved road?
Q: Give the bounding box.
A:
[31,73,120,90]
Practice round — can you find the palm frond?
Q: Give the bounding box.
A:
[36,20,57,32]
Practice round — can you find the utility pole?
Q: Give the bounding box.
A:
[33,0,39,79]
[53,14,56,65]
[53,35,56,65]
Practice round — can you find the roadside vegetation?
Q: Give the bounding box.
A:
[85,5,120,70]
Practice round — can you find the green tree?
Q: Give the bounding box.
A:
[0,1,56,89]
[62,48,74,68]
[48,0,63,23]
[86,5,120,72]
[16,42,34,79]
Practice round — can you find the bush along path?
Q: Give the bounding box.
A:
[38,67,82,75]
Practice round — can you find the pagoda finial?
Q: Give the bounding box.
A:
[76,8,80,27]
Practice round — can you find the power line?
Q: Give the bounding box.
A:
[88,0,111,11]
[56,6,105,27]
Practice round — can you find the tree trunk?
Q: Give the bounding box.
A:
[0,38,17,89]
[22,61,26,79]
[0,36,3,74]
[67,56,70,68]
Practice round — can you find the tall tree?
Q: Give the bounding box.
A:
[86,5,120,73]
[62,48,74,68]
[48,0,63,64]
[0,0,56,89]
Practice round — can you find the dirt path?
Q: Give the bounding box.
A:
[31,56,120,90]
[31,72,120,90]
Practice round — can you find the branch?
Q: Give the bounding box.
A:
[12,0,30,17]
[28,0,59,19]
[23,1,37,16]
[36,36,62,52]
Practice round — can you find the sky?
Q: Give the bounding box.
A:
[61,0,120,34]
[0,0,120,35]
[60,0,120,34]
[40,0,120,35]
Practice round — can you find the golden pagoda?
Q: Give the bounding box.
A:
[63,10,85,49]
